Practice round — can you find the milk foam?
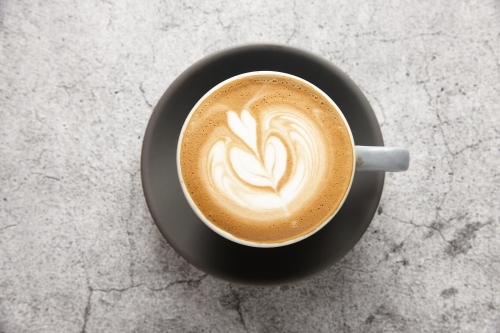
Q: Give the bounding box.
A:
[206,105,325,215]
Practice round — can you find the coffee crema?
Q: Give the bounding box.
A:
[179,73,354,244]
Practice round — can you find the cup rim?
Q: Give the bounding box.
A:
[176,71,356,248]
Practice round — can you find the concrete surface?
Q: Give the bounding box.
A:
[1,0,499,332]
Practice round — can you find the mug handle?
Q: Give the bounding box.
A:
[355,146,410,172]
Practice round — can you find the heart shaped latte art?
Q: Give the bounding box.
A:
[207,108,325,214]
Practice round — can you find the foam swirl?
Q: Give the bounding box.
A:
[206,107,325,215]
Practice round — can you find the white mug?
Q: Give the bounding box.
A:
[177,71,409,248]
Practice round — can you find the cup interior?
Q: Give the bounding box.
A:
[176,71,356,248]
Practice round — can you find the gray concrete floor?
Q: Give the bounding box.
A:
[1,1,499,332]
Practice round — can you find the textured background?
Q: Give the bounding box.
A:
[1,0,499,332]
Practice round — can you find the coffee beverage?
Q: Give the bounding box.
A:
[178,72,354,244]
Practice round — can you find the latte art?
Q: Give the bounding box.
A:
[208,108,325,215]
[179,73,354,244]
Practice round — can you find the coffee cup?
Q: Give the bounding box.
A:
[177,71,409,248]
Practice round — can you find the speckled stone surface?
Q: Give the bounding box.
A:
[1,1,499,332]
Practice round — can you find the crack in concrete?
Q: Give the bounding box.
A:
[484,40,500,70]
[68,206,93,333]
[125,168,140,287]
[82,271,206,331]
[378,31,481,44]
[416,35,454,159]
[383,211,452,247]
[452,136,499,157]
[34,109,51,129]
[414,39,473,255]
[286,0,298,44]
[435,110,454,157]
[336,265,376,275]
[92,286,137,293]
[229,286,247,331]
[139,82,153,108]
[159,274,208,291]
[31,172,62,181]
[91,274,209,295]
[33,148,48,165]
[80,287,93,333]
[215,8,224,29]
[0,224,17,233]
[215,8,232,32]
[425,128,497,244]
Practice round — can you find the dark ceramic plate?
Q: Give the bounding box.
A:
[141,44,384,286]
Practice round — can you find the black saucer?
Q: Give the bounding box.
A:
[141,44,385,286]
